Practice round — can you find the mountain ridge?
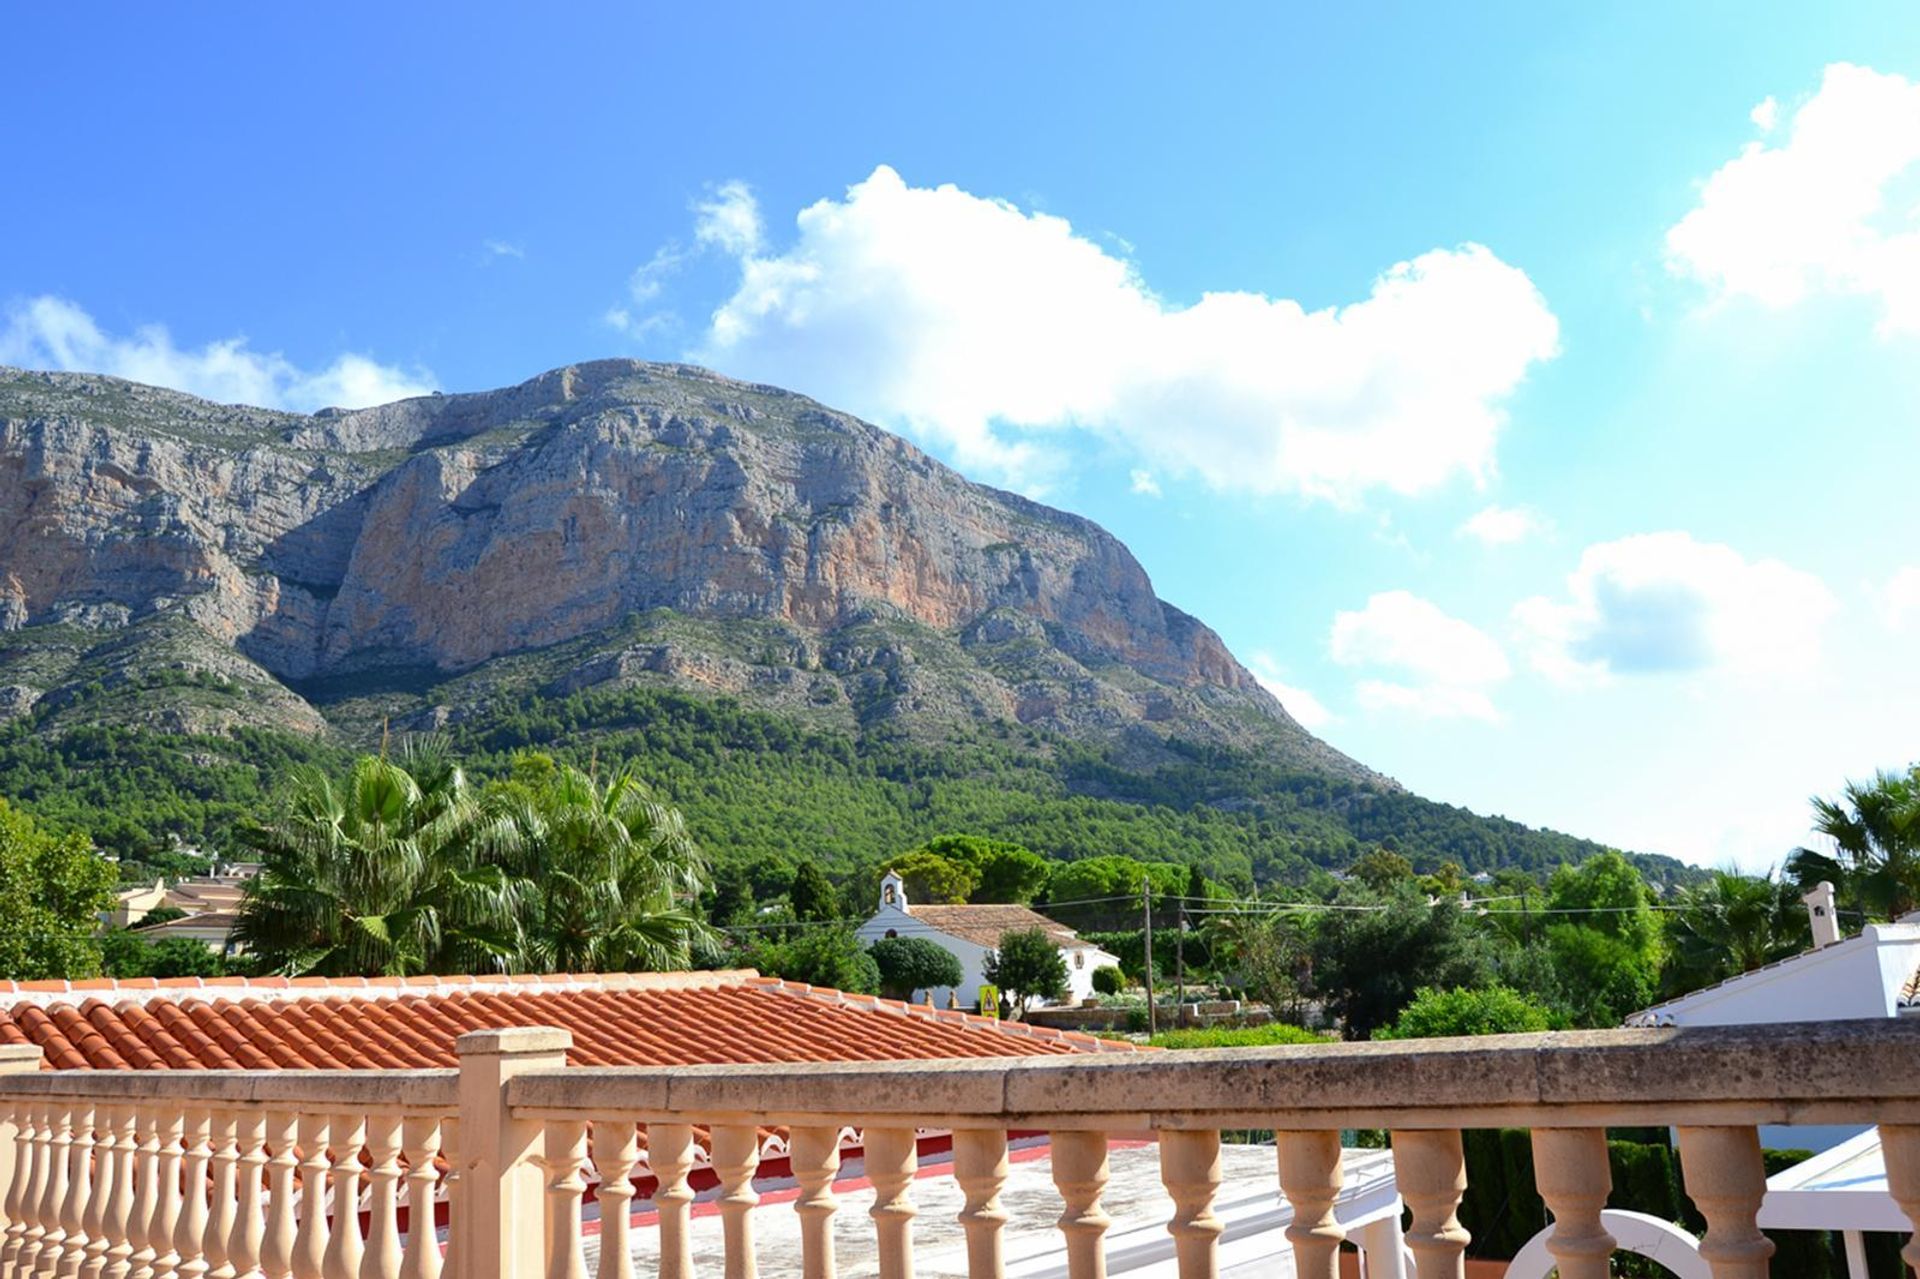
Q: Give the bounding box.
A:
[0,360,1696,889]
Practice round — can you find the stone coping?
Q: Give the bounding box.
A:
[0,1067,459,1109]
[504,1018,1920,1130]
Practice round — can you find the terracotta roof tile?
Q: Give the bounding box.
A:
[0,971,1141,1071]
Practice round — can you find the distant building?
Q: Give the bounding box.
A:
[1625,881,1920,1150]
[855,871,1121,1010]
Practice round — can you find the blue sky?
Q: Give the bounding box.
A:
[6,5,1920,870]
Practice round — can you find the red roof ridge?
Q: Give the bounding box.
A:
[0,969,764,1010]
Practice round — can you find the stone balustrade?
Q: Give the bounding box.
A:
[3,1019,1920,1279]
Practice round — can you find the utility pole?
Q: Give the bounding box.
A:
[1174,897,1187,1021]
[1142,878,1156,1037]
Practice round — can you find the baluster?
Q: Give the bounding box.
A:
[539,1122,587,1279]
[203,1114,237,1279]
[589,1123,637,1279]
[865,1128,918,1279]
[1391,1130,1469,1279]
[953,1131,1007,1279]
[55,1105,96,1279]
[788,1127,840,1279]
[1676,1126,1774,1279]
[227,1115,265,1279]
[1275,1131,1344,1279]
[1531,1128,1615,1279]
[126,1108,163,1279]
[647,1125,696,1279]
[258,1115,299,1279]
[1051,1132,1109,1279]
[711,1125,759,1279]
[320,1117,364,1279]
[1879,1125,1920,1277]
[432,1122,456,1279]
[1158,1130,1222,1279]
[149,1109,185,1279]
[396,1118,442,1279]
[4,1101,39,1278]
[361,1116,404,1279]
[33,1100,74,1279]
[175,1111,213,1279]
[88,1108,132,1279]
[12,1103,50,1279]
[290,1115,331,1279]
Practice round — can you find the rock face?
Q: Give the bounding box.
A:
[0,361,1373,778]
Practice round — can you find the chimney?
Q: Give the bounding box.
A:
[1803,881,1841,949]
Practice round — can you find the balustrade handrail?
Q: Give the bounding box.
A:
[0,1068,457,1111]
[503,1018,1920,1131]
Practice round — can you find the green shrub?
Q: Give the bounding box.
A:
[1149,1024,1326,1049]
[868,936,963,1000]
[1091,964,1125,996]
[1374,984,1559,1039]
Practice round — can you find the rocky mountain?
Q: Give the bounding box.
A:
[0,359,1370,779]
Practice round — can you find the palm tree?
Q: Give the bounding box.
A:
[1787,767,1920,922]
[1662,870,1809,997]
[234,739,521,976]
[489,764,709,972]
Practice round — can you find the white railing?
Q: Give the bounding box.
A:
[4,1019,1920,1279]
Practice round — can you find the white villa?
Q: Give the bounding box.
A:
[855,870,1122,1009]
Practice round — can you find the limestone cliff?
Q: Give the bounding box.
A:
[0,360,1374,780]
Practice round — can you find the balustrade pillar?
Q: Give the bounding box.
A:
[289,1115,330,1279]
[34,1102,72,1279]
[587,1123,637,1279]
[362,1116,405,1279]
[952,1130,1007,1279]
[1879,1125,1920,1278]
[174,1110,211,1279]
[864,1128,918,1279]
[1050,1132,1109,1279]
[320,1116,364,1279]
[1676,1126,1774,1279]
[452,1029,569,1279]
[1158,1130,1222,1279]
[55,1106,95,1279]
[2,1080,42,1279]
[1531,1128,1615,1279]
[433,1120,459,1279]
[96,1098,137,1275]
[710,1126,759,1279]
[257,1114,298,1279]
[788,1127,840,1279]
[149,1110,184,1279]
[9,1103,48,1279]
[225,1115,264,1279]
[647,1125,696,1279]
[397,1117,443,1279]
[1390,1129,1469,1279]
[126,1109,162,1279]
[202,1115,236,1279]
[1275,1131,1344,1279]
[539,1121,587,1279]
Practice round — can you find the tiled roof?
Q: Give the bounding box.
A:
[902,904,1088,949]
[0,970,1137,1071]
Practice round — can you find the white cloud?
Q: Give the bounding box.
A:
[1880,566,1920,631]
[0,296,436,411]
[1329,590,1510,722]
[1750,96,1779,133]
[1246,652,1335,729]
[1514,532,1836,684]
[694,180,764,258]
[1129,468,1162,497]
[1666,63,1920,334]
[482,239,525,260]
[1459,503,1546,546]
[680,165,1559,498]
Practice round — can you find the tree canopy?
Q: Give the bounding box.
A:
[984,927,1069,1017]
[0,799,117,980]
[869,935,964,1000]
